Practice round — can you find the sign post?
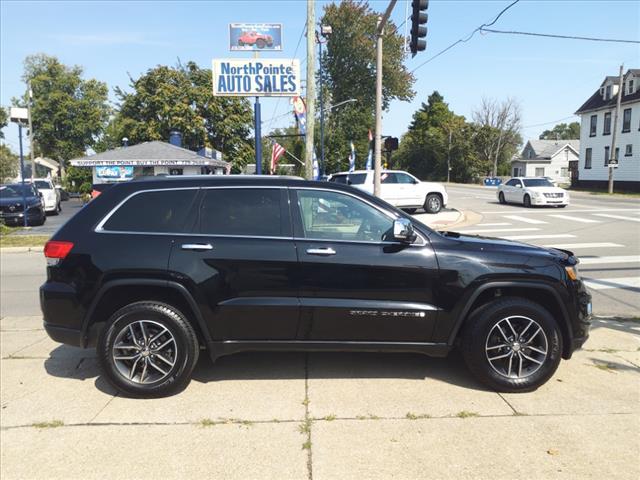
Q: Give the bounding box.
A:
[254,97,262,174]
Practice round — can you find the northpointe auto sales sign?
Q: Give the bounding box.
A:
[212,59,300,97]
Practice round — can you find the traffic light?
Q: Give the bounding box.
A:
[384,137,399,151]
[410,0,428,57]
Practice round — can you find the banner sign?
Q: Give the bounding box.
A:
[212,59,300,97]
[292,96,306,134]
[96,166,134,180]
[229,23,282,51]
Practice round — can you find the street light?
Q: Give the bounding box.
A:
[317,24,332,176]
[9,107,29,227]
[326,98,357,113]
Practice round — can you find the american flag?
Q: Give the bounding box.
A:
[270,142,286,174]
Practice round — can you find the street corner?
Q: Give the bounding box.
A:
[413,208,464,230]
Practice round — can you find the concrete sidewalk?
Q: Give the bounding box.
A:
[1,314,638,479]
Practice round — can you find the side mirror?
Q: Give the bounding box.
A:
[393,218,417,243]
[38,191,43,197]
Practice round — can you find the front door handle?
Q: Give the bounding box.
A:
[181,243,213,251]
[306,247,336,256]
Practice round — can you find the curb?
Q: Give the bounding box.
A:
[421,208,464,230]
[0,246,44,254]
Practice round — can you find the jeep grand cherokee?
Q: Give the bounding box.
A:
[40,176,591,397]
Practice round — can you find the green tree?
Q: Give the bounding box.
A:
[107,61,254,172]
[0,144,19,182]
[319,0,415,173]
[0,107,7,139]
[16,54,110,170]
[539,122,580,140]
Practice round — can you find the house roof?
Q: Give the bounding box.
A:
[515,139,580,163]
[70,141,228,167]
[576,69,640,114]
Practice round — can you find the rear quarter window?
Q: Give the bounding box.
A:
[101,189,198,233]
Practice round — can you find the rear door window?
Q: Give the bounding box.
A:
[199,188,286,237]
[102,189,198,233]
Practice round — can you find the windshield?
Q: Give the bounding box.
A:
[0,185,34,198]
[34,180,52,190]
[523,178,554,187]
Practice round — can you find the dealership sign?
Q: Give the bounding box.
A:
[96,166,134,180]
[229,23,282,51]
[212,59,300,97]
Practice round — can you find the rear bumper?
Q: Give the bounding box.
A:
[44,323,83,347]
[40,281,87,346]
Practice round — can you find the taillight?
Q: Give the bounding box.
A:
[44,241,74,263]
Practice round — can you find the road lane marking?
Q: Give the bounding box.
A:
[548,214,600,223]
[579,255,640,265]
[476,222,512,227]
[479,208,640,214]
[503,234,575,240]
[459,227,539,234]
[503,215,548,224]
[542,242,625,249]
[592,213,640,223]
[583,276,640,291]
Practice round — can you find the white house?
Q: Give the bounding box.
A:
[575,69,640,191]
[511,139,579,184]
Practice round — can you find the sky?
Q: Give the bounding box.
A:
[1,0,639,156]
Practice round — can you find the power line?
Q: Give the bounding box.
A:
[522,116,578,129]
[411,0,520,73]
[479,28,640,44]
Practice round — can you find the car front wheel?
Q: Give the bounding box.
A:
[98,301,200,397]
[424,193,442,214]
[498,192,506,204]
[523,194,532,208]
[461,297,562,392]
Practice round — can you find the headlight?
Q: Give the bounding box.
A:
[530,190,540,197]
[565,266,579,281]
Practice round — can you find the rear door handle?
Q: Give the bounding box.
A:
[181,243,213,251]
[306,247,336,256]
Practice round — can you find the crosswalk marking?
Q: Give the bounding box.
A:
[548,214,600,223]
[480,208,639,214]
[579,255,640,265]
[542,242,625,249]
[476,222,512,227]
[583,276,640,291]
[503,215,547,224]
[592,213,640,223]
[460,227,539,234]
[503,234,575,240]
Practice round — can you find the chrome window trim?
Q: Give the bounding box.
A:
[94,184,426,247]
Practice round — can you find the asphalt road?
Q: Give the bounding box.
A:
[11,198,84,236]
[444,184,640,317]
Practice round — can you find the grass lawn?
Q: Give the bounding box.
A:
[0,234,50,248]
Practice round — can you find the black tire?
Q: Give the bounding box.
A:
[523,194,532,208]
[256,39,266,48]
[57,202,62,213]
[460,297,562,393]
[498,192,506,204]
[403,208,417,214]
[238,40,244,46]
[98,301,200,397]
[424,193,442,214]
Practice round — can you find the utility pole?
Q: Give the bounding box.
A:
[373,0,397,198]
[304,0,316,180]
[27,84,35,182]
[608,64,623,194]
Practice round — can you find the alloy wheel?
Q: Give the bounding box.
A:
[485,315,548,379]
[112,320,177,384]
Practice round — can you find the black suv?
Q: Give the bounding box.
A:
[41,176,591,397]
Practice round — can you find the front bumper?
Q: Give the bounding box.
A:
[0,210,43,225]
[530,195,569,206]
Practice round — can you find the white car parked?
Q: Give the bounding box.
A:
[497,177,569,208]
[32,178,61,214]
[328,170,448,213]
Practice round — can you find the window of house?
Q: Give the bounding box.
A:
[622,108,632,132]
[200,188,284,237]
[561,167,569,177]
[604,146,610,166]
[535,167,545,177]
[169,168,183,175]
[603,112,612,135]
[629,80,635,95]
[605,85,612,99]
[585,148,592,169]
[102,189,198,233]
[625,144,633,156]
[590,115,597,136]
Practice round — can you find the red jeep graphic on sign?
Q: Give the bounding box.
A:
[238,31,273,49]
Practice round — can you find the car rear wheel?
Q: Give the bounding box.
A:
[256,39,266,48]
[523,195,532,208]
[424,193,442,214]
[238,40,244,46]
[98,301,200,397]
[498,192,506,204]
[461,297,562,392]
